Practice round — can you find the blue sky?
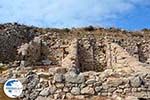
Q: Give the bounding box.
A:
[0,0,150,30]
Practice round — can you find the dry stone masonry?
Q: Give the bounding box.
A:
[0,23,150,100]
[17,36,49,67]
[3,67,150,100]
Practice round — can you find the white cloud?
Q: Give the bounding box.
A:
[0,0,148,28]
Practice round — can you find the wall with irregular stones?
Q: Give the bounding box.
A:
[35,33,107,71]
[40,32,70,66]
[1,23,150,67]
[1,24,150,100]
[78,36,107,72]
[109,36,150,65]
[20,69,150,100]
[136,41,150,64]
[17,36,49,66]
[62,39,79,70]
[38,31,150,72]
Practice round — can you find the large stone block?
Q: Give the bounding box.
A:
[130,76,142,88]
[81,86,95,95]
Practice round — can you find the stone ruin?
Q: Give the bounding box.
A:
[7,32,149,100]
[15,33,108,72]
[0,23,150,68]
[17,36,49,67]
[0,24,150,100]
[15,32,150,72]
[136,41,150,64]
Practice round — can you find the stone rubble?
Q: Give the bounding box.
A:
[0,23,36,63]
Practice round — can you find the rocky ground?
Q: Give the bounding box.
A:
[0,23,150,100]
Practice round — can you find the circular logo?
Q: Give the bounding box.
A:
[3,79,23,98]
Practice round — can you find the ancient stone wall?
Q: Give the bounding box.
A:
[40,32,69,66]
[62,39,79,70]
[54,36,108,72]
[110,36,150,65]
[105,31,150,65]
[136,41,150,64]
[19,69,150,100]
[1,23,150,67]
[31,33,108,72]
[78,36,107,72]
[17,36,49,66]
[78,37,96,71]
[0,24,150,100]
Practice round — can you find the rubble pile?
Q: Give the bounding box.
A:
[0,23,37,63]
